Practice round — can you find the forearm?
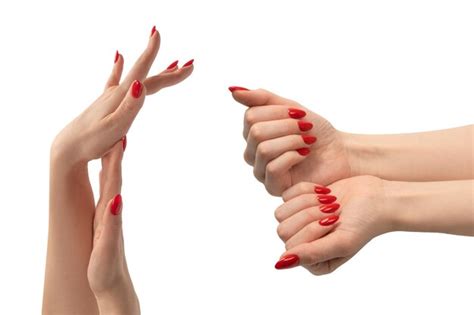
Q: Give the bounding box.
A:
[344,125,474,181]
[383,179,474,236]
[42,148,99,314]
[96,283,140,315]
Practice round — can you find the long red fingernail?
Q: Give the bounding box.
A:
[314,185,331,194]
[228,86,249,92]
[150,25,156,37]
[122,136,127,152]
[131,80,143,98]
[319,215,339,226]
[298,121,313,132]
[318,195,337,204]
[320,203,340,213]
[167,60,179,70]
[114,50,120,64]
[302,135,317,145]
[111,194,122,215]
[275,254,300,270]
[288,108,306,119]
[182,59,194,67]
[296,148,311,156]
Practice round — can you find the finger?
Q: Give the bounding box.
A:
[105,80,146,138]
[104,50,124,91]
[229,88,299,108]
[275,231,348,270]
[244,119,313,165]
[96,194,123,257]
[243,105,307,139]
[276,204,341,242]
[120,26,161,91]
[282,182,332,202]
[253,134,316,182]
[275,193,323,222]
[264,151,306,196]
[284,214,340,250]
[143,60,194,95]
[309,256,352,276]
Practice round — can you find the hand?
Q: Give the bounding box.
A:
[52,28,194,168]
[273,176,392,275]
[229,87,352,196]
[87,141,139,315]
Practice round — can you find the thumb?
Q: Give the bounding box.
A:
[228,87,298,107]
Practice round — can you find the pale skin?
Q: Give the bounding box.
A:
[229,87,474,274]
[43,27,193,314]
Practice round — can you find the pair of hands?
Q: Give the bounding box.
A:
[230,88,393,275]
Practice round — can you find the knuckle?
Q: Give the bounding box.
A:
[253,167,264,182]
[248,124,263,142]
[244,109,257,126]
[256,142,271,160]
[276,224,289,241]
[274,208,284,222]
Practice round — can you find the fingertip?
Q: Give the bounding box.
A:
[275,253,300,270]
[131,80,144,98]
[110,194,122,216]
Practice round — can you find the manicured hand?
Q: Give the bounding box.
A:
[273,176,391,275]
[52,27,194,168]
[229,87,352,196]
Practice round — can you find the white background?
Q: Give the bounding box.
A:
[0,0,473,314]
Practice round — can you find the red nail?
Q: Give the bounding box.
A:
[275,254,300,270]
[122,136,127,152]
[288,108,306,119]
[314,185,331,194]
[111,194,122,215]
[302,135,317,145]
[317,195,337,204]
[298,121,313,132]
[131,80,143,98]
[320,203,340,214]
[114,50,120,64]
[150,25,156,37]
[319,215,339,226]
[228,86,249,92]
[182,59,194,67]
[167,60,179,70]
[296,148,311,156]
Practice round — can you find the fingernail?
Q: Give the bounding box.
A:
[182,59,194,67]
[320,203,340,214]
[150,25,156,37]
[302,135,317,145]
[167,60,179,70]
[122,136,127,152]
[114,50,120,64]
[275,254,300,270]
[314,185,331,194]
[111,194,122,215]
[317,195,337,204]
[319,215,339,226]
[131,80,143,98]
[296,148,311,156]
[298,121,313,132]
[228,86,249,92]
[288,108,306,119]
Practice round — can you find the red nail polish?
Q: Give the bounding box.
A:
[122,136,127,152]
[228,86,249,92]
[150,25,156,37]
[298,121,313,132]
[314,185,331,194]
[296,148,311,156]
[167,60,179,70]
[319,215,339,226]
[320,203,340,214]
[288,108,306,119]
[317,195,337,204]
[131,80,143,98]
[111,194,122,215]
[182,59,194,67]
[114,50,120,64]
[275,254,300,270]
[302,135,317,145]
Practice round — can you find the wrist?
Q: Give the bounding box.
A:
[95,283,140,315]
[341,132,383,178]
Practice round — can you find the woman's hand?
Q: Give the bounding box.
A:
[273,176,391,275]
[229,87,352,196]
[87,140,139,315]
[52,28,194,169]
